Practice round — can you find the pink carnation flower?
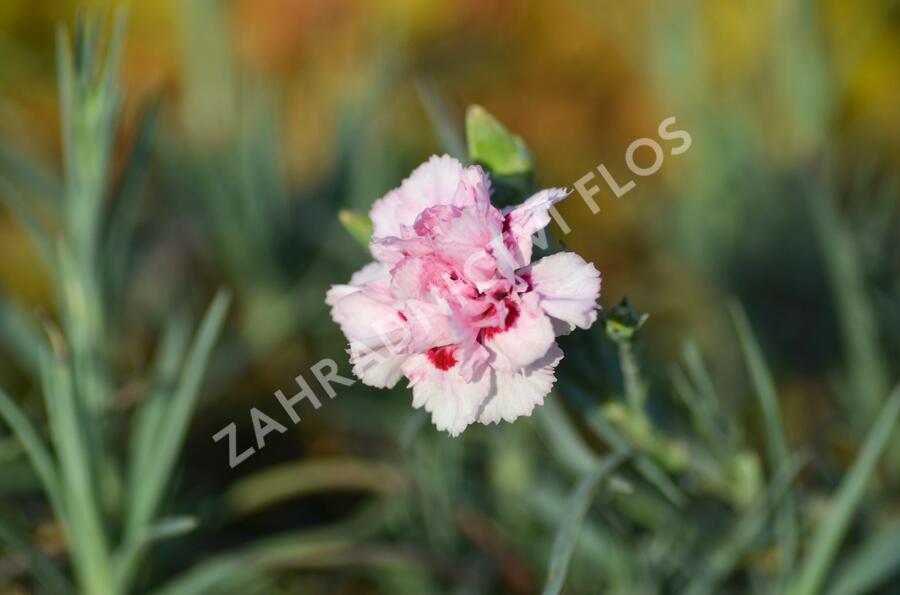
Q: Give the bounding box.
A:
[327,155,601,436]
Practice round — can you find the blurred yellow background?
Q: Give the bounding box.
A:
[1,0,898,336]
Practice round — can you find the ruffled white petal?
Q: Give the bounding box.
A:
[325,262,388,306]
[526,252,601,334]
[349,344,408,389]
[370,155,477,239]
[349,261,390,286]
[401,298,470,352]
[455,341,491,383]
[403,354,493,436]
[477,343,562,425]
[483,293,555,372]
[502,187,569,265]
[331,290,406,350]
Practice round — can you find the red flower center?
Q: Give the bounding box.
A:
[427,345,458,371]
[480,300,520,341]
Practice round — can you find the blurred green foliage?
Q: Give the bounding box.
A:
[0,0,897,594]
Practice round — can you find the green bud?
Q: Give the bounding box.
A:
[466,105,534,206]
[466,105,533,176]
[338,209,373,249]
[728,450,762,509]
[604,297,649,343]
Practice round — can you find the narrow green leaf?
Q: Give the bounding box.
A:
[105,100,160,301]
[338,209,373,249]
[126,290,231,538]
[466,105,533,177]
[729,300,798,577]
[529,483,628,591]
[670,364,720,451]
[562,380,685,506]
[0,386,64,522]
[58,10,126,263]
[682,342,724,425]
[826,521,900,595]
[586,409,685,508]
[631,452,685,507]
[227,458,406,517]
[535,396,599,475]
[788,383,900,595]
[729,301,791,470]
[542,452,628,595]
[55,238,109,412]
[681,341,738,449]
[114,516,198,592]
[149,556,268,595]
[39,346,115,595]
[683,456,804,595]
[416,79,466,160]
[149,502,393,595]
[126,309,191,531]
[100,10,128,95]
[0,298,45,375]
[806,178,889,426]
[618,339,647,411]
